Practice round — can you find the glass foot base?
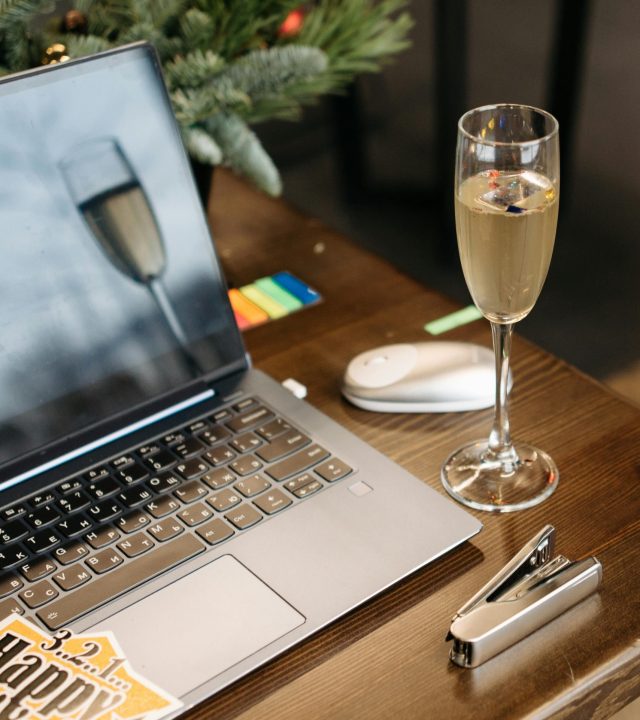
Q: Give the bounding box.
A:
[441,441,558,512]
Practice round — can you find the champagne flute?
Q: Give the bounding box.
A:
[59,138,192,355]
[441,104,560,512]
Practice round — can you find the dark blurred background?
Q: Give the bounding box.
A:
[260,0,640,403]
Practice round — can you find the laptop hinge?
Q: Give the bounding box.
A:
[0,388,215,492]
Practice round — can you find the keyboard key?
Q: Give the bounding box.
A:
[38,534,205,629]
[226,406,274,433]
[87,476,120,500]
[57,491,91,514]
[0,574,23,598]
[146,471,181,493]
[144,450,177,472]
[176,503,214,527]
[25,505,60,529]
[229,455,263,476]
[83,466,110,482]
[196,518,234,545]
[204,447,235,467]
[0,597,24,620]
[29,492,56,507]
[145,496,180,519]
[115,462,149,486]
[224,504,263,530]
[52,564,91,592]
[162,431,187,447]
[19,557,57,582]
[117,486,153,509]
[201,468,236,490]
[0,504,27,522]
[200,425,232,446]
[253,489,293,515]
[56,478,83,495]
[24,529,60,554]
[266,444,330,482]
[173,480,208,504]
[111,455,135,470]
[283,473,316,493]
[187,419,209,434]
[117,532,155,558]
[85,549,124,574]
[210,408,232,423]
[206,488,242,512]
[234,474,271,498]
[256,429,310,462]
[292,480,323,499]
[116,511,150,534]
[86,500,122,523]
[0,519,28,544]
[256,417,292,440]
[233,397,258,412]
[174,437,205,458]
[53,542,89,566]
[229,432,262,454]
[175,458,210,479]
[147,519,184,542]
[136,443,162,458]
[315,458,353,483]
[20,579,59,608]
[56,515,93,538]
[0,545,28,570]
[85,527,121,550]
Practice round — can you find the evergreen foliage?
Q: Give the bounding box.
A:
[0,0,412,195]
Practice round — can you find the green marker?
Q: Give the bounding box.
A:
[424,305,483,335]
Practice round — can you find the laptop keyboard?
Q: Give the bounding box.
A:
[0,397,353,630]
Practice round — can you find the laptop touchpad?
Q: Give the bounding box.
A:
[89,554,305,698]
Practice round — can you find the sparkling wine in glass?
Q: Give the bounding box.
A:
[441,104,560,512]
[59,138,191,354]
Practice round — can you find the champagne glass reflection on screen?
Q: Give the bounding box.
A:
[59,138,191,355]
[441,104,560,512]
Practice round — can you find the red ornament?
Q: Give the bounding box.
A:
[279,8,305,37]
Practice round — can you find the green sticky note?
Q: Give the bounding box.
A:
[240,284,288,319]
[424,305,483,335]
[255,277,303,311]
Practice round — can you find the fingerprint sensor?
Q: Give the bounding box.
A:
[349,480,373,496]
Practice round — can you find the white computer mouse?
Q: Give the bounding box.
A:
[342,341,509,413]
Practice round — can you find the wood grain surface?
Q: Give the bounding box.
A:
[184,170,640,720]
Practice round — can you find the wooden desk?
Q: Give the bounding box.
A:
[194,170,640,719]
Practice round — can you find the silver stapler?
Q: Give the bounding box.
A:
[446,525,602,668]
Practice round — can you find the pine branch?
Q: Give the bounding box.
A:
[206,112,281,196]
[165,49,224,90]
[182,125,222,164]
[171,82,249,125]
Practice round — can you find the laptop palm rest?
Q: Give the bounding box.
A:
[89,554,305,698]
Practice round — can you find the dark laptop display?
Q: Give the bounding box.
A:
[0,47,245,479]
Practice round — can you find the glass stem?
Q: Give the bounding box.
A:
[487,321,518,470]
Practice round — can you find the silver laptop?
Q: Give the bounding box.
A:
[0,43,481,713]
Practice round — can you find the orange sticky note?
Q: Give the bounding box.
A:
[228,288,268,326]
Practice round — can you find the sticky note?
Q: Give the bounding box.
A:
[228,288,268,325]
[272,271,320,305]
[424,305,483,335]
[240,284,289,319]
[255,276,303,311]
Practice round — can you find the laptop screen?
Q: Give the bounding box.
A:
[0,45,245,473]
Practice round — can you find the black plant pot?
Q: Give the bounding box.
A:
[189,158,214,210]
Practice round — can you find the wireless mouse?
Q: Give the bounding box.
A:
[342,341,509,413]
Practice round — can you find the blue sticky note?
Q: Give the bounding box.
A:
[272,272,321,305]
